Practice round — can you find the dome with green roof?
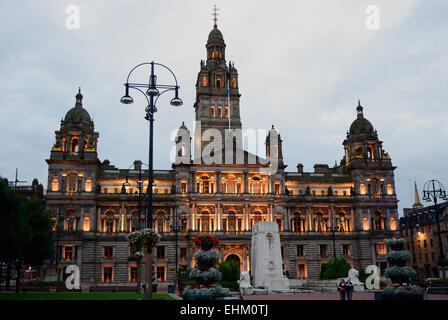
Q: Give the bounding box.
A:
[64,88,92,125]
[208,26,225,44]
[349,101,374,135]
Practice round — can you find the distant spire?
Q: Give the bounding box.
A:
[212,5,219,27]
[412,181,424,209]
[356,99,363,118]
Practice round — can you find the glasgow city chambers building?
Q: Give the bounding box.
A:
[43,23,399,288]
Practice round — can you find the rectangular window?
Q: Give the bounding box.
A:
[103,187,108,193]
[130,266,138,282]
[343,244,352,257]
[376,243,387,256]
[156,266,165,282]
[103,266,113,283]
[180,182,187,193]
[180,247,187,261]
[274,184,280,194]
[51,177,59,192]
[104,246,113,259]
[64,246,74,261]
[297,264,306,280]
[114,188,118,193]
[85,178,92,192]
[157,246,165,259]
[320,245,329,258]
[299,189,303,195]
[296,245,304,257]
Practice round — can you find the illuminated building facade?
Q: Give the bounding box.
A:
[43,24,399,287]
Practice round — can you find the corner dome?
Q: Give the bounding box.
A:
[349,117,374,135]
[64,89,92,125]
[349,101,374,135]
[207,26,224,44]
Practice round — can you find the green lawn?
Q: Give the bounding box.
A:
[0,292,175,300]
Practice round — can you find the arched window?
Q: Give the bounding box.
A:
[232,78,237,88]
[211,106,215,118]
[62,138,67,152]
[355,146,362,158]
[225,107,229,119]
[67,173,78,193]
[218,106,222,118]
[71,138,79,153]
[390,217,397,231]
[83,138,89,152]
[216,78,222,88]
[202,76,207,87]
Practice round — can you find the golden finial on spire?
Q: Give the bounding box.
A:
[212,5,219,27]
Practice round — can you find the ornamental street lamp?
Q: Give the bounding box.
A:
[422,179,448,282]
[330,225,340,259]
[121,61,182,299]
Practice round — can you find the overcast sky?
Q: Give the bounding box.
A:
[0,0,447,215]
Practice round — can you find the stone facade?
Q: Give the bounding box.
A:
[43,24,399,288]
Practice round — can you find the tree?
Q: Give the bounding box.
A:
[319,257,351,279]
[0,179,54,292]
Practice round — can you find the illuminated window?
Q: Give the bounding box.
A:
[70,138,79,153]
[63,246,74,261]
[51,177,59,192]
[390,218,397,231]
[376,243,386,256]
[211,106,215,118]
[62,138,67,152]
[274,184,280,194]
[297,264,306,280]
[360,182,366,195]
[232,78,237,88]
[83,138,89,152]
[387,183,393,195]
[83,217,90,232]
[130,266,138,282]
[297,245,305,257]
[225,107,229,119]
[202,76,207,87]
[216,78,222,88]
[103,266,113,282]
[218,106,222,118]
[85,177,92,192]
[156,266,165,282]
[362,218,369,231]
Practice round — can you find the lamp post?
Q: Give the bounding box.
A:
[330,225,340,259]
[121,61,182,300]
[422,179,447,283]
[170,210,181,293]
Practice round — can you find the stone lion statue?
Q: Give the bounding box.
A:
[238,271,252,288]
[347,268,362,285]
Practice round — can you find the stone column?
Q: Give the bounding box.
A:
[243,171,248,193]
[220,204,224,231]
[216,171,221,193]
[191,203,196,231]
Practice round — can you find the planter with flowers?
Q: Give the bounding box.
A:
[183,234,230,299]
[381,236,423,300]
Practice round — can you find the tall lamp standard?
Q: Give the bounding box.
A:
[169,210,181,293]
[330,225,340,259]
[422,179,447,283]
[120,61,182,300]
